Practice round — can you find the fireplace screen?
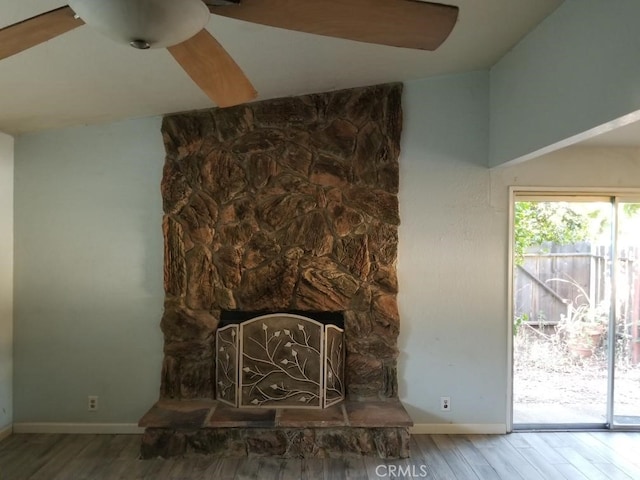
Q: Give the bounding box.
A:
[216,313,345,409]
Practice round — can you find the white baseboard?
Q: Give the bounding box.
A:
[410,423,507,435]
[0,424,12,442]
[12,423,145,435]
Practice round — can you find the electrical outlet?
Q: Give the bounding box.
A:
[440,396,451,412]
[88,396,98,412]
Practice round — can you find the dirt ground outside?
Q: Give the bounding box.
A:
[513,324,640,424]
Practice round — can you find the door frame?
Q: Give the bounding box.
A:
[507,186,640,432]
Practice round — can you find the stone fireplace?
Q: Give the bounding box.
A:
[140,83,412,458]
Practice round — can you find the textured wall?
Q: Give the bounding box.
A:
[398,73,508,427]
[14,118,164,423]
[160,84,402,400]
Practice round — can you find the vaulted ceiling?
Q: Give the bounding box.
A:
[0,0,562,135]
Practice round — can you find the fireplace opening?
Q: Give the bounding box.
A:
[216,311,345,409]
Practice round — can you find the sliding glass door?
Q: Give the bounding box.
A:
[512,193,640,430]
[612,200,640,427]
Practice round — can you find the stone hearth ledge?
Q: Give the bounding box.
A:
[138,399,412,459]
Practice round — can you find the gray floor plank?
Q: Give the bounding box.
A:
[588,432,640,470]
[478,445,544,480]
[591,462,634,480]
[0,434,30,464]
[442,436,500,480]
[502,432,530,449]
[555,462,592,480]
[574,433,640,479]
[416,434,476,480]
[490,435,553,480]
[411,435,457,480]
[54,434,134,480]
[555,446,611,480]
[565,433,613,463]
[343,457,368,480]
[324,458,347,480]
[517,432,568,465]
[1,432,639,480]
[235,458,276,480]
[449,436,493,468]
[301,458,326,480]
[208,457,242,480]
[49,434,110,480]
[275,458,302,480]
[1,434,65,479]
[466,435,503,449]
[23,434,95,480]
[511,445,572,480]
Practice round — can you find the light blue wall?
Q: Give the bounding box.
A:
[0,132,13,431]
[11,75,640,430]
[399,72,510,427]
[490,0,640,166]
[13,118,165,423]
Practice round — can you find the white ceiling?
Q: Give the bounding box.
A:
[0,0,563,135]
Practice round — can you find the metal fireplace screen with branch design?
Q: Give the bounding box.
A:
[216,313,345,409]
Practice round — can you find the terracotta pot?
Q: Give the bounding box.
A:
[589,332,603,347]
[568,344,593,358]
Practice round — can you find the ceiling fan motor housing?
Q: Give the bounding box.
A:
[68,0,210,49]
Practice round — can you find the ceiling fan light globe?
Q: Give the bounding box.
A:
[68,0,210,49]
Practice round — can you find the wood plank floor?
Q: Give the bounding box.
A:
[1,432,640,479]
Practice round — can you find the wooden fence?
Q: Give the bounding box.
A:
[514,242,640,363]
[515,242,606,325]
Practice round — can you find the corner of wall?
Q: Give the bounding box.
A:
[0,424,12,442]
[0,131,14,434]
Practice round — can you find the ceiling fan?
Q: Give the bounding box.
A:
[0,0,459,108]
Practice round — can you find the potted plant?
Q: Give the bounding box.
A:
[549,278,609,358]
[558,302,608,357]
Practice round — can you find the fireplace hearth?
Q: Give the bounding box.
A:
[140,83,410,459]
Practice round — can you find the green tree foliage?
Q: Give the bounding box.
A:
[514,202,589,265]
[623,203,640,217]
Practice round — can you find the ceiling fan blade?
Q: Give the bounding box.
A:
[207,0,458,51]
[167,29,257,108]
[0,6,84,61]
